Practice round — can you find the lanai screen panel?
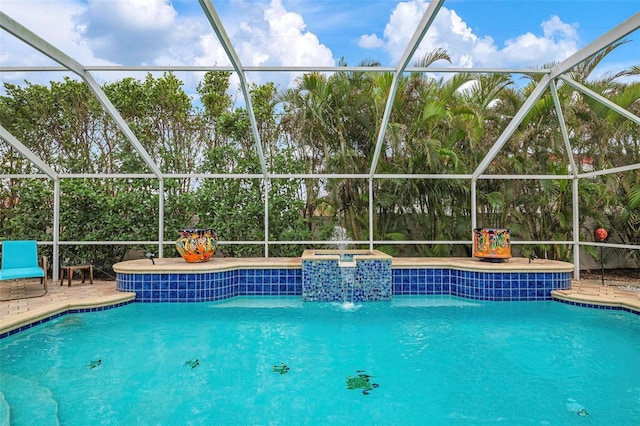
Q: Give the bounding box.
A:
[0,2,638,270]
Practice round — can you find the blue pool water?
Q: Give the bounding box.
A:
[1,297,639,425]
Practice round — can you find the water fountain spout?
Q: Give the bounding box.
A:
[330,224,351,253]
[339,260,356,309]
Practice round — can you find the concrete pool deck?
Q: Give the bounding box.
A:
[1,258,639,336]
[0,279,135,336]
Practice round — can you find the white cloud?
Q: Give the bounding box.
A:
[74,0,179,64]
[358,0,580,69]
[0,0,122,90]
[237,0,334,67]
[449,10,476,43]
[1,0,337,94]
[0,0,109,67]
[2,0,588,94]
[379,0,425,59]
[358,34,386,49]
[501,32,575,67]
[542,15,578,40]
[210,0,336,89]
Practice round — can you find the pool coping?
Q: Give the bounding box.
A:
[552,281,640,314]
[301,249,393,261]
[112,256,575,273]
[1,291,136,337]
[112,257,303,273]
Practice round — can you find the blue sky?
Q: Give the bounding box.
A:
[1,0,638,92]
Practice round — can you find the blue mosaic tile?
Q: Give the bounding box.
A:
[115,264,574,304]
[302,258,392,302]
[554,298,639,315]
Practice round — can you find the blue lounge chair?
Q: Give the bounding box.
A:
[0,240,48,297]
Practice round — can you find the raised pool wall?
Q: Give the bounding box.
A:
[113,257,573,303]
[301,249,392,302]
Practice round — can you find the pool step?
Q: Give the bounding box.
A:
[0,391,10,426]
[0,374,59,425]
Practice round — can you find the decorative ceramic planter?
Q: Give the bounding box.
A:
[473,228,511,261]
[175,228,218,263]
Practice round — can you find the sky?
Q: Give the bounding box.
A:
[1,0,638,96]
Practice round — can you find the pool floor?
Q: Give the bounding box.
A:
[1,296,639,425]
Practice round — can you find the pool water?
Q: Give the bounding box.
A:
[1,297,639,425]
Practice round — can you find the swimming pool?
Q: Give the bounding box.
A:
[1,296,639,424]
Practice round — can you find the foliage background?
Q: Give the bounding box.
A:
[1,49,638,273]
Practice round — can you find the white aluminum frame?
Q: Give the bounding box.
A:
[0,4,639,281]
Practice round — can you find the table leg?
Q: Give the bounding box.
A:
[60,268,70,286]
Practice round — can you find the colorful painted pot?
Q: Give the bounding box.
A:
[473,228,511,261]
[175,228,218,263]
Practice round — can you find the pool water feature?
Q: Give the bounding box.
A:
[1,297,639,424]
[339,259,356,307]
[302,249,392,302]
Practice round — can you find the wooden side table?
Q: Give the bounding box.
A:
[60,265,94,287]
